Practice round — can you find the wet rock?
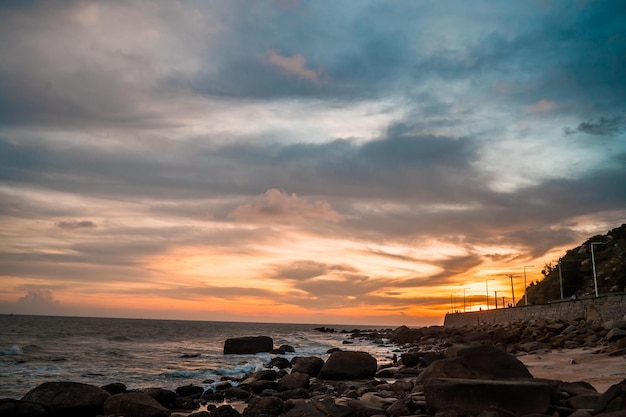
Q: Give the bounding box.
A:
[558,381,599,396]
[0,398,49,417]
[215,382,233,391]
[143,388,178,409]
[567,410,593,417]
[102,382,127,395]
[224,387,250,400]
[276,387,310,400]
[209,404,242,417]
[102,392,170,417]
[201,391,225,402]
[311,398,354,417]
[174,396,198,411]
[291,356,324,377]
[604,321,626,331]
[386,397,424,417]
[347,398,385,416]
[243,396,283,417]
[389,326,424,344]
[424,378,551,416]
[224,336,273,354]
[390,380,413,393]
[240,370,277,385]
[606,329,626,342]
[594,380,626,414]
[176,385,204,398]
[281,400,327,417]
[21,381,110,417]
[318,351,377,380]
[278,372,310,391]
[567,393,601,409]
[267,357,291,370]
[247,380,278,394]
[417,345,533,384]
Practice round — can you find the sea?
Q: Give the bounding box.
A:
[0,315,402,400]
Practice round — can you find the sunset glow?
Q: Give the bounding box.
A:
[1,1,625,326]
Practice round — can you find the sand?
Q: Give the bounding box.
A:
[516,347,626,392]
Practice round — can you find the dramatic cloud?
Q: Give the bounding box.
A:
[0,1,625,325]
[565,115,625,136]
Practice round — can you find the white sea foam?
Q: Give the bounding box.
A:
[0,345,23,355]
[0,315,400,399]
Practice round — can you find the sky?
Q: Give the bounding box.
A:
[0,0,625,326]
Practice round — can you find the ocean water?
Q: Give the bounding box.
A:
[0,315,400,399]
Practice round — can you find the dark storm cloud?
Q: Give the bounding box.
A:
[212,127,482,201]
[0,123,481,202]
[564,115,625,136]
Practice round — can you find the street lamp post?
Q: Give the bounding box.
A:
[486,279,495,309]
[463,288,466,313]
[507,274,515,306]
[524,265,535,306]
[557,259,564,300]
[590,242,604,297]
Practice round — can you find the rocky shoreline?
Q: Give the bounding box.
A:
[1,318,626,417]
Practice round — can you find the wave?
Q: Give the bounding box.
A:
[180,353,201,358]
[159,370,202,379]
[22,344,43,353]
[109,335,132,342]
[0,345,23,355]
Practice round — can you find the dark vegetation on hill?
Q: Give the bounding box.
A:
[524,223,626,305]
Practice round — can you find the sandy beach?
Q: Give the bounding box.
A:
[517,347,626,392]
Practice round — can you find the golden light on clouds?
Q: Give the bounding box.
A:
[1,1,624,326]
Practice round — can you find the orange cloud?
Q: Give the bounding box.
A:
[230,188,340,223]
[262,50,323,82]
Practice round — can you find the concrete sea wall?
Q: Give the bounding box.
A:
[443,292,626,327]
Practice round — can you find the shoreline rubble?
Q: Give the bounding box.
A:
[1,318,625,417]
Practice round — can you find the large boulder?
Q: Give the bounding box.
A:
[594,380,626,414]
[425,378,551,416]
[243,396,284,417]
[21,381,110,417]
[240,370,277,385]
[278,372,310,391]
[318,351,377,380]
[389,326,424,344]
[606,328,626,342]
[417,345,533,383]
[224,336,273,354]
[0,399,49,416]
[401,350,442,367]
[142,388,178,409]
[290,356,324,376]
[103,392,170,417]
[267,357,291,369]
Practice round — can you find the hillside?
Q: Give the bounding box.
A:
[524,223,626,305]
